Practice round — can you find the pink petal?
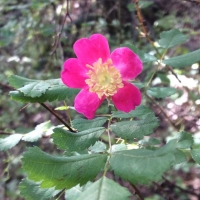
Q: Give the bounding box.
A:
[111,47,143,80]
[73,34,110,66]
[112,82,142,112]
[61,58,88,88]
[75,88,104,119]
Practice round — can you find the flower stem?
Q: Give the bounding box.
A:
[103,117,113,176]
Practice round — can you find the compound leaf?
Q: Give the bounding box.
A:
[22,147,107,189]
[76,177,131,200]
[52,127,105,152]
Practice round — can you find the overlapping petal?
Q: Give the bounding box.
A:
[112,82,142,112]
[61,58,88,88]
[61,34,143,119]
[111,47,143,80]
[73,34,110,66]
[74,88,105,119]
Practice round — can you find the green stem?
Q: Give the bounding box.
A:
[103,117,113,176]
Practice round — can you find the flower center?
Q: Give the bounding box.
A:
[85,58,124,99]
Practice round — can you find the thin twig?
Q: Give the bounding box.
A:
[51,0,72,55]
[133,0,182,85]
[133,0,160,55]
[145,94,179,131]
[130,183,144,200]
[40,103,76,132]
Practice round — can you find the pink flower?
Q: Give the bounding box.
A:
[61,34,143,119]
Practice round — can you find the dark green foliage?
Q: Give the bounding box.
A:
[22,147,107,189]
[52,127,106,152]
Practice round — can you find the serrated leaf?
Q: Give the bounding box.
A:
[19,178,60,200]
[8,75,34,88]
[72,117,108,132]
[52,127,105,152]
[121,44,157,63]
[89,141,107,153]
[163,49,200,68]
[176,131,194,149]
[112,105,152,119]
[147,87,177,98]
[9,76,79,103]
[22,147,107,189]
[111,113,158,140]
[173,149,187,165]
[110,146,175,185]
[76,177,131,200]
[111,144,127,153]
[19,81,51,97]
[22,121,51,142]
[158,29,188,49]
[191,149,200,164]
[0,134,22,151]
[65,182,92,200]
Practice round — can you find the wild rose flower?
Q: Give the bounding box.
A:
[61,34,143,119]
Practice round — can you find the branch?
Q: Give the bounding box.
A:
[51,0,72,55]
[133,0,160,55]
[40,103,76,132]
[130,183,144,200]
[145,94,179,131]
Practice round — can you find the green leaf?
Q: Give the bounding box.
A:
[65,182,92,200]
[19,81,51,97]
[111,113,158,140]
[121,44,157,63]
[89,141,107,153]
[22,147,107,189]
[9,75,79,103]
[147,87,177,98]
[76,177,131,200]
[163,49,200,68]
[191,149,200,164]
[158,29,188,49]
[173,149,187,165]
[22,121,51,142]
[110,146,175,184]
[112,105,153,119]
[0,134,22,151]
[19,178,60,200]
[111,144,127,153]
[175,131,194,149]
[72,117,108,132]
[52,127,105,152]
[9,75,34,88]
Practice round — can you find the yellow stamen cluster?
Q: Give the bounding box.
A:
[85,58,124,99]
